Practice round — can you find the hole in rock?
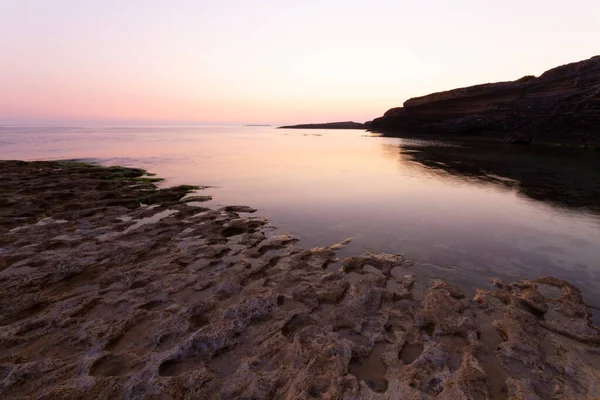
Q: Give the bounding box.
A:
[281,314,310,340]
[476,311,506,349]
[349,342,388,393]
[156,333,176,350]
[158,358,200,377]
[520,302,546,320]
[159,359,181,376]
[189,314,210,330]
[269,256,281,267]
[130,280,147,289]
[477,352,509,400]
[399,342,424,364]
[324,261,342,272]
[422,323,435,337]
[90,355,129,377]
[536,284,562,300]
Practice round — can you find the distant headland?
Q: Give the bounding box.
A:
[278,121,368,130]
[280,55,600,146]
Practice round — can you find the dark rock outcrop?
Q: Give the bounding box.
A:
[279,121,366,129]
[371,56,600,145]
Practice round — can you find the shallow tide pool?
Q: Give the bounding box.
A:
[2,125,599,306]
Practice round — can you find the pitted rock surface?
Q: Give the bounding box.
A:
[1,161,599,399]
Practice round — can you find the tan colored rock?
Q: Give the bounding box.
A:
[1,161,599,399]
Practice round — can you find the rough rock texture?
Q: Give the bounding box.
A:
[371,56,600,145]
[278,121,367,130]
[1,161,600,399]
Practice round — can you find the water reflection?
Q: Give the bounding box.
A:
[390,141,600,215]
[374,139,600,308]
[2,126,600,307]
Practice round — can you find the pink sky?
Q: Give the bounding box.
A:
[1,0,599,125]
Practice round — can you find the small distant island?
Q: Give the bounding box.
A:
[278,121,368,130]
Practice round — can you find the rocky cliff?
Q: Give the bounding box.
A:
[371,56,600,144]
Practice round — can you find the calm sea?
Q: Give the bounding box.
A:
[2,125,600,308]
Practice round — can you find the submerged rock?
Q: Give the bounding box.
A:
[221,205,257,213]
[0,161,599,399]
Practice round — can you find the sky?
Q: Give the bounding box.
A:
[1,0,599,126]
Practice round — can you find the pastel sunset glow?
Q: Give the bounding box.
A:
[1,0,599,125]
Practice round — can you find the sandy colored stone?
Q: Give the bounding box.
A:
[1,161,599,399]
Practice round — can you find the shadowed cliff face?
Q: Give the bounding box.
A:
[395,142,600,214]
[372,56,600,144]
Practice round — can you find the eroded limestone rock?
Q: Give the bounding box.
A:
[1,161,599,399]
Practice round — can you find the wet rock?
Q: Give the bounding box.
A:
[182,195,212,203]
[221,205,257,213]
[138,185,200,205]
[416,282,476,339]
[342,252,413,276]
[221,217,266,237]
[432,279,465,299]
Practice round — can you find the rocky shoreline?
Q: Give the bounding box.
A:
[1,161,599,399]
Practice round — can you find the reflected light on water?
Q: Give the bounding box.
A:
[1,126,600,305]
